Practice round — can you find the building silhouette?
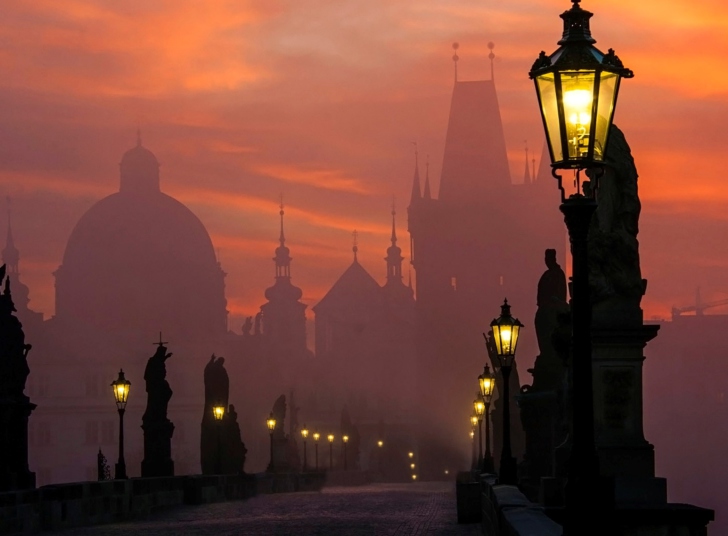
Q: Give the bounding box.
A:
[407,52,563,475]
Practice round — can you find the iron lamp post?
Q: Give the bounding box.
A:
[213,404,225,474]
[111,370,131,480]
[470,415,478,471]
[529,0,632,525]
[473,395,485,471]
[313,432,320,471]
[488,299,523,485]
[342,435,349,470]
[327,434,334,469]
[301,425,309,471]
[479,364,496,473]
[266,413,276,472]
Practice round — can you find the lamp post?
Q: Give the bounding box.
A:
[266,412,276,472]
[529,0,633,523]
[313,432,320,471]
[111,370,130,480]
[478,364,496,473]
[301,425,309,472]
[342,435,349,471]
[327,434,334,469]
[470,415,478,471]
[487,299,523,485]
[213,404,225,474]
[473,395,485,471]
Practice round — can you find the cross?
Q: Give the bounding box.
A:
[153,331,168,347]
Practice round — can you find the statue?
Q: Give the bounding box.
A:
[225,405,247,473]
[531,249,568,392]
[588,124,647,326]
[0,264,36,491]
[340,406,361,470]
[201,354,231,474]
[242,317,253,336]
[141,339,174,477]
[268,394,290,472]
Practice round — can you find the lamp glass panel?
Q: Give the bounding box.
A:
[536,73,563,163]
[480,375,494,398]
[214,406,225,421]
[559,71,597,161]
[593,71,619,161]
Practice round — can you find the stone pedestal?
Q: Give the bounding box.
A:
[592,324,665,505]
[517,390,560,490]
[0,397,36,492]
[141,418,174,477]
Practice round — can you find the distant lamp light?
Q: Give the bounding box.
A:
[213,404,226,421]
[408,451,414,459]
[301,426,309,439]
[473,397,485,419]
[343,435,349,443]
[412,474,417,481]
[313,432,320,442]
[327,434,335,443]
[478,364,496,402]
[410,463,415,469]
[444,469,449,475]
[471,414,478,428]
[266,412,276,432]
[377,440,384,448]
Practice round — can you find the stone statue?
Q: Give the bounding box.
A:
[200,354,231,474]
[340,406,361,470]
[268,394,290,472]
[242,316,253,336]
[272,394,286,439]
[141,341,174,477]
[0,265,36,491]
[588,124,647,326]
[225,404,247,473]
[531,249,568,392]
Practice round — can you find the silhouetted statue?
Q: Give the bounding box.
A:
[242,316,253,336]
[588,124,647,327]
[531,249,568,392]
[201,354,230,474]
[224,404,247,473]
[268,394,290,472]
[287,390,301,471]
[141,341,175,477]
[0,265,36,491]
[340,406,361,470]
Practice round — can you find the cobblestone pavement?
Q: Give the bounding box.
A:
[50,482,482,536]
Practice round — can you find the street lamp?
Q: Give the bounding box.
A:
[313,432,320,471]
[342,435,349,471]
[408,451,414,459]
[488,299,523,485]
[377,440,383,448]
[266,412,276,472]
[529,0,632,522]
[111,370,130,480]
[327,434,335,470]
[213,403,225,474]
[470,429,476,471]
[301,425,309,472]
[473,395,485,471]
[479,364,496,473]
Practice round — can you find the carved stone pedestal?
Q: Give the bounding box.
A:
[141,418,174,477]
[0,397,36,492]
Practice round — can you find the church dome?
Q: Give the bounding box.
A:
[55,141,227,340]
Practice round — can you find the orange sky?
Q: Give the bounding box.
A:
[2,0,728,329]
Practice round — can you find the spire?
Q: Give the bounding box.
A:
[532,156,536,182]
[273,197,292,279]
[385,205,404,284]
[409,143,421,204]
[352,230,359,262]
[3,198,19,275]
[452,42,460,83]
[423,155,432,199]
[488,42,496,82]
[523,141,532,185]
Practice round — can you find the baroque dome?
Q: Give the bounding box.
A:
[54,141,227,340]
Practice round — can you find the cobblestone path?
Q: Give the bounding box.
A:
[51,482,481,535]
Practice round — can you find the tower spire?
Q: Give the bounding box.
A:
[409,142,422,204]
[488,42,496,82]
[279,193,286,247]
[3,197,19,275]
[352,230,359,262]
[423,155,432,200]
[273,197,292,279]
[523,141,532,185]
[452,42,460,83]
[385,204,404,284]
[390,198,397,246]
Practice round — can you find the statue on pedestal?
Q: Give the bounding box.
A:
[141,337,174,477]
[0,264,36,491]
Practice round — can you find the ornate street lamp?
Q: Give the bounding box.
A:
[529,0,633,172]
[111,370,131,479]
[301,425,309,472]
[266,412,276,473]
[213,403,225,474]
[313,432,320,471]
[528,0,633,522]
[488,299,523,485]
[342,435,349,471]
[479,364,496,473]
[327,434,335,470]
[473,395,485,471]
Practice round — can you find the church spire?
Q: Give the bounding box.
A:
[385,205,404,284]
[274,197,292,279]
[3,199,19,275]
[452,42,460,83]
[523,141,532,185]
[409,143,421,204]
[352,230,359,262]
[488,42,496,82]
[423,155,432,200]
